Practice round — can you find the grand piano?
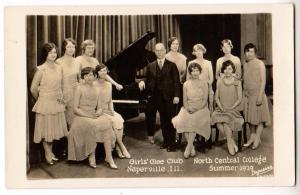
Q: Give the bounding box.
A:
[104,31,157,119]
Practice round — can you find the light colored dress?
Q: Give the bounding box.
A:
[166,51,187,83]
[67,84,115,161]
[187,59,214,104]
[243,58,271,126]
[95,80,124,131]
[75,56,99,70]
[216,54,241,80]
[57,57,79,126]
[172,79,211,140]
[211,77,244,131]
[32,64,68,143]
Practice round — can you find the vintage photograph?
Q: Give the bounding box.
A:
[26,13,274,178]
[4,4,295,188]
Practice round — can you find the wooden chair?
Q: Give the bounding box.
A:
[212,112,246,152]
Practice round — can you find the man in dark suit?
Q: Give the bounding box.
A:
[139,43,180,152]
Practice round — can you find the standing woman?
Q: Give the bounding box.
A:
[172,62,211,158]
[242,43,271,149]
[95,64,131,159]
[216,39,242,80]
[56,38,79,127]
[165,37,187,84]
[68,67,117,169]
[165,37,187,145]
[75,39,123,90]
[30,43,68,165]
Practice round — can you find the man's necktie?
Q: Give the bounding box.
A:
[158,60,163,70]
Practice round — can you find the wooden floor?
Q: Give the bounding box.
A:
[27,101,273,179]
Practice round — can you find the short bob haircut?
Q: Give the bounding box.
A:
[221,60,236,73]
[95,63,108,78]
[167,37,179,49]
[188,62,202,74]
[61,38,76,55]
[192,43,207,55]
[81,67,96,79]
[81,39,95,54]
[220,39,233,49]
[40,43,58,63]
[244,43,257,54]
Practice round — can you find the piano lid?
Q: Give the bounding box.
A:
[104,31,157,85]
[105,31,156,68]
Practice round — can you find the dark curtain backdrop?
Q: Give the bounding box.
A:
[26,15,181,168]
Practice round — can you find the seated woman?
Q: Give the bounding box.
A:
[187,43,214,113]
[172,62,211,159]
[211,60,244,155]
[94,64,131,159]
[68,67,117,169]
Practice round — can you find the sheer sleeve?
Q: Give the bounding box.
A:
[235,57,242,80]
[207,61,214,85]
[200,82,209,109]
[30,69,43,99]
[186,62,191,80]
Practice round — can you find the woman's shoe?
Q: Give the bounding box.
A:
[89,162,97,169]
[231,139,238,153]
[122,149,131,159]
[148,136,155,144]
[243,135,255,147]
[227,140,236,156]
[52,156,59,161]
[252,139,261,150]
[46,158,54,165]
[105,159,118,169]
[88,153,97,168]
[190,147,196,157]
[183,147,190,159]
[116,147,125,159]
[45,153,54,165]
[233,144,238,153]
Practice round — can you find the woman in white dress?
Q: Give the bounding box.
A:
[30,43,68,165]
[56,38,79,127]
[172,62,211,159]
[94,64,131,159]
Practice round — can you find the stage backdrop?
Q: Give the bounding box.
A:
[26,14,272,170]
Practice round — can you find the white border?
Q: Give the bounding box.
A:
[4,3,295,190]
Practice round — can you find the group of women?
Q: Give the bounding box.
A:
[166,37,271,158]
[30,35,271,169]
[30,38,129,169]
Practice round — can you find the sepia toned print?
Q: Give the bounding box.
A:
[4,4,294,188]
[26,14,274,178]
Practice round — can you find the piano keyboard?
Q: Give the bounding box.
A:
[112,100,139,104]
